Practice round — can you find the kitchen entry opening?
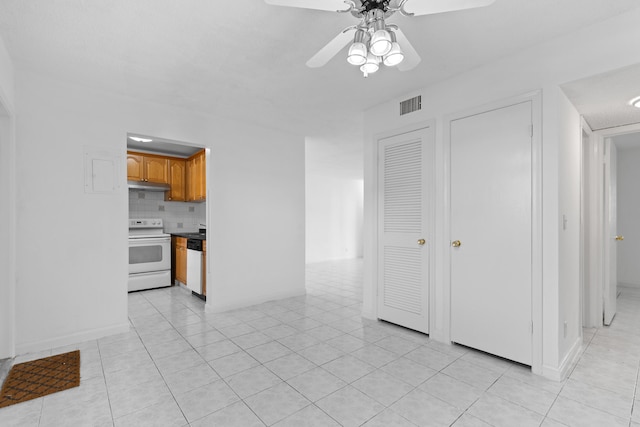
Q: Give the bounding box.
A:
[126,133,209,301]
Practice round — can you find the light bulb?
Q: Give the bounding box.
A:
[360,53,380,74]
[383,43,404,67]
[370,29,392,57]
[347,42,367,66]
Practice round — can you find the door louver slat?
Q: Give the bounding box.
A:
[384,140,422,233]
[384,246,422,314]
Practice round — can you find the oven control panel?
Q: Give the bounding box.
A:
[129,218,163,228]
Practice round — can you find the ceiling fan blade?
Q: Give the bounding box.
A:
[402,0,495,16]
[306,28,355,68]
[394,28,421,71]
[264,0,353,12]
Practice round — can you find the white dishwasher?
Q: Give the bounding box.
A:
[186,239,203,294]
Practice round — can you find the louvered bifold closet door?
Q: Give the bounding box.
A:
[377,128,431,334]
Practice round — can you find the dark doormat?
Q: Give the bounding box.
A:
[0,350,80,408]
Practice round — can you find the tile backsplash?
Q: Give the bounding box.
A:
[129,190,205,233]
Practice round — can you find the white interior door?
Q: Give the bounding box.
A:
[604,139,618,325]
[377,127,432,333]
[450,101,532,365]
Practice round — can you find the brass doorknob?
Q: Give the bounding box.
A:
[615,235,624,241]
[451,240,461,248]
[417,239,426,246]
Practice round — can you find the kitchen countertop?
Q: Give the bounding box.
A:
[171,232,206,240]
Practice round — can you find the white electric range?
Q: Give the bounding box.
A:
[128,218,171,292]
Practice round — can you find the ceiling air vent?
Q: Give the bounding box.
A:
[400,95,421,116]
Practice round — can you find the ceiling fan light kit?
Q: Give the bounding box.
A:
[383,32,404,67]
[347,29,369,65]
[265,0,496,77]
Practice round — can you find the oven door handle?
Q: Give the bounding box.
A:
[128,237,171,245]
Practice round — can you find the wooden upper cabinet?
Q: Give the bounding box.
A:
[127,151,169,184]
[127,149,204,202]
[166,159,186,201]
[127,153,144,181]
[186,149,206,202]
[143,156,169,184]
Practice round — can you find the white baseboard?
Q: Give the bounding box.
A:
[618,282,640,288]
[205,288,306,313]
[361,309,376,320]
[541,336,582,381]
[15,323,130,356]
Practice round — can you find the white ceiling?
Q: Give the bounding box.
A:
[2,0,640,139]
[562,63,640,132]
[612,132,640,151]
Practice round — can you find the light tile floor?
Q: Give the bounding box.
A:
[2,259,640,426]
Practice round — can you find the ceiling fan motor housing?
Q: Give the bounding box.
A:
[361,0,390,12]
[352,0,395,18]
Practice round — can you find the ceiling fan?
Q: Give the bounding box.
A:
[264,0,495,77]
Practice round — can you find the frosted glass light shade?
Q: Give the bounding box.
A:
[347,42,367,66]
[383,42,404,66]
[370,29,392,56]
[360,53,380,74]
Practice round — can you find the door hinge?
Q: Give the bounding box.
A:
[529,124,534,138]
[530,321,534,334]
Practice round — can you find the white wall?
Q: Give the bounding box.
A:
[306,175,363,263]
[0,35,16,359]
[362,9,640,379]
[206,122,305,312]
[14,67,305,353]
[556,90,582,363]
[617,145,640,286]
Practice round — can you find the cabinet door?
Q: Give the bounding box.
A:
[175,238,187,284]
[144,156,170,184]
[127,154,144,181]
[166,159,186,201]
[202,241,206,296]
[186,157,195,201]
[197,151,206,201]
[190,150,206,201]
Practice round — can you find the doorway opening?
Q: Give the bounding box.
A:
[581,125,640,329]
[126,133,209,301]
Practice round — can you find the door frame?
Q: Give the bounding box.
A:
[0,92,16,359]
[443,91,542,374]
[580,119,603,329]
[590,123,640,326]
[370,120,436,326]
[603,136,617,325]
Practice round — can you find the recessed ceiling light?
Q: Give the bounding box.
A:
[128,136,153,143]
[629,96,640,108]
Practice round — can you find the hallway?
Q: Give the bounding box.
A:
[0,259,639,426]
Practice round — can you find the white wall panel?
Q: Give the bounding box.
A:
[14,68,305,352]
[0,35,15,359]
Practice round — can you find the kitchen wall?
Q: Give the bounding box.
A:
[0,35,15,359]
[128,190,206,233]
[362,8,640,380]
[617,144,640,287]
[13,65,305,354]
